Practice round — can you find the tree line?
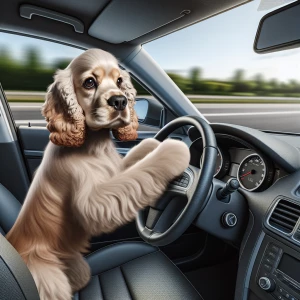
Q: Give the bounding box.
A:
[0,48,299,97]
[168,68,300,97]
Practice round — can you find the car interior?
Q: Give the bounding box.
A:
[1,0,300,300]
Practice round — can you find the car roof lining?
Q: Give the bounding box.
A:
[0,0,252,61]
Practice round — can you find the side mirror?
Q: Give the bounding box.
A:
[135,98,163,127]
[254,1,300,53]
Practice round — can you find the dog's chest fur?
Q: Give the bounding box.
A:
[81,144,122,182]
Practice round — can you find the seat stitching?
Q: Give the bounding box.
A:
[98,274,105,300]
[120,266,134,300]
[158,249,205,300]
[90,250,159,276]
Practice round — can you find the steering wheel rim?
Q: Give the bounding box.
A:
[136,116,217,246]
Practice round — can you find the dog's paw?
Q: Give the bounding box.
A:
[137,138,160,152]
[155,139,190,178]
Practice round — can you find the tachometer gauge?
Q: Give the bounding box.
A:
[238,154,267,191]
[200,147,223,177]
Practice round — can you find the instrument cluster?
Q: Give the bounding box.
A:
[190,134,287,192]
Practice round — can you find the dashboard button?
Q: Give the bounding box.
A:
[222,212,238,228]
[264,257,275,265]
[268,251,277,259]
[263,264,272,272]
[269,244,280,253]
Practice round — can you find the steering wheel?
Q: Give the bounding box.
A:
[136,116,217,246]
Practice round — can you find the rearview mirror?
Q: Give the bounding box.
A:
[254,1,300,53]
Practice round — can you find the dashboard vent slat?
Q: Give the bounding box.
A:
[274,207,299,220]
[269,199,300,234]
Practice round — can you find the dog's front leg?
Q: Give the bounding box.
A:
[73,139,190,236]
[122,138,160,169]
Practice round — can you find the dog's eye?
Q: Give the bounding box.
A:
[83,78,96,89]
[117,77,123,87]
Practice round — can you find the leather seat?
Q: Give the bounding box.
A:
[0,184,203,300]
[75,242,202,300]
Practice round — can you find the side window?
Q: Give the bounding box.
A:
[0,33,160,131]
[0,33,83,126]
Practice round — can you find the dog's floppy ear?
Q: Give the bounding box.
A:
[112,70,139,141]
[42,68,86,147]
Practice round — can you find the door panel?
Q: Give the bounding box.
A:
[0,88,29,202]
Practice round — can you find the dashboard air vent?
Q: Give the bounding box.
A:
[269,199,300,234]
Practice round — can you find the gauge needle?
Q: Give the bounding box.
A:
[240,171,251,179]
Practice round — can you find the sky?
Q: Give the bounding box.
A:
[144,0,300,82]
[0,0,298,82]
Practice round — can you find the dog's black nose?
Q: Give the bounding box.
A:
[107,95,127,111]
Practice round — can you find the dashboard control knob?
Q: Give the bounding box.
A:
[222,212,238,228]
[258,277,275,292]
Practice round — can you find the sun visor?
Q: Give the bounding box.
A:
[88,0,191,44]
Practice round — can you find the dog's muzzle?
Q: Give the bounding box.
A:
[107,95,127,111]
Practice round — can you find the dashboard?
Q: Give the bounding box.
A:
[189,133,289,192]
[186,123,300,300]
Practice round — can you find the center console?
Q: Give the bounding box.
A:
[250,235,300,300]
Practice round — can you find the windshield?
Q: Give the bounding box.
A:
[144,0,300,133]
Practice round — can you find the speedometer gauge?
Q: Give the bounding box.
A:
[238,154,266,191]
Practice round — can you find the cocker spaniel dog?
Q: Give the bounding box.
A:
[6,49,190,300]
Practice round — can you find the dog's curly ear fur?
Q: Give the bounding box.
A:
[42,68,86,147]
[112,70,139,141]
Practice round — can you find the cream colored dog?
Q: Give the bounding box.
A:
[6,49,190,300]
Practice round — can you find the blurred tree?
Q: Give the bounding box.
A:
[269,78,279,89]
[54,59,72,70]
[253,73,266,94]
[24,48,41,71]
[201,81,232,95]
[231,69,252,93]
[288,79,298,93]
[232,69,245,83]
[189,67,202,93]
